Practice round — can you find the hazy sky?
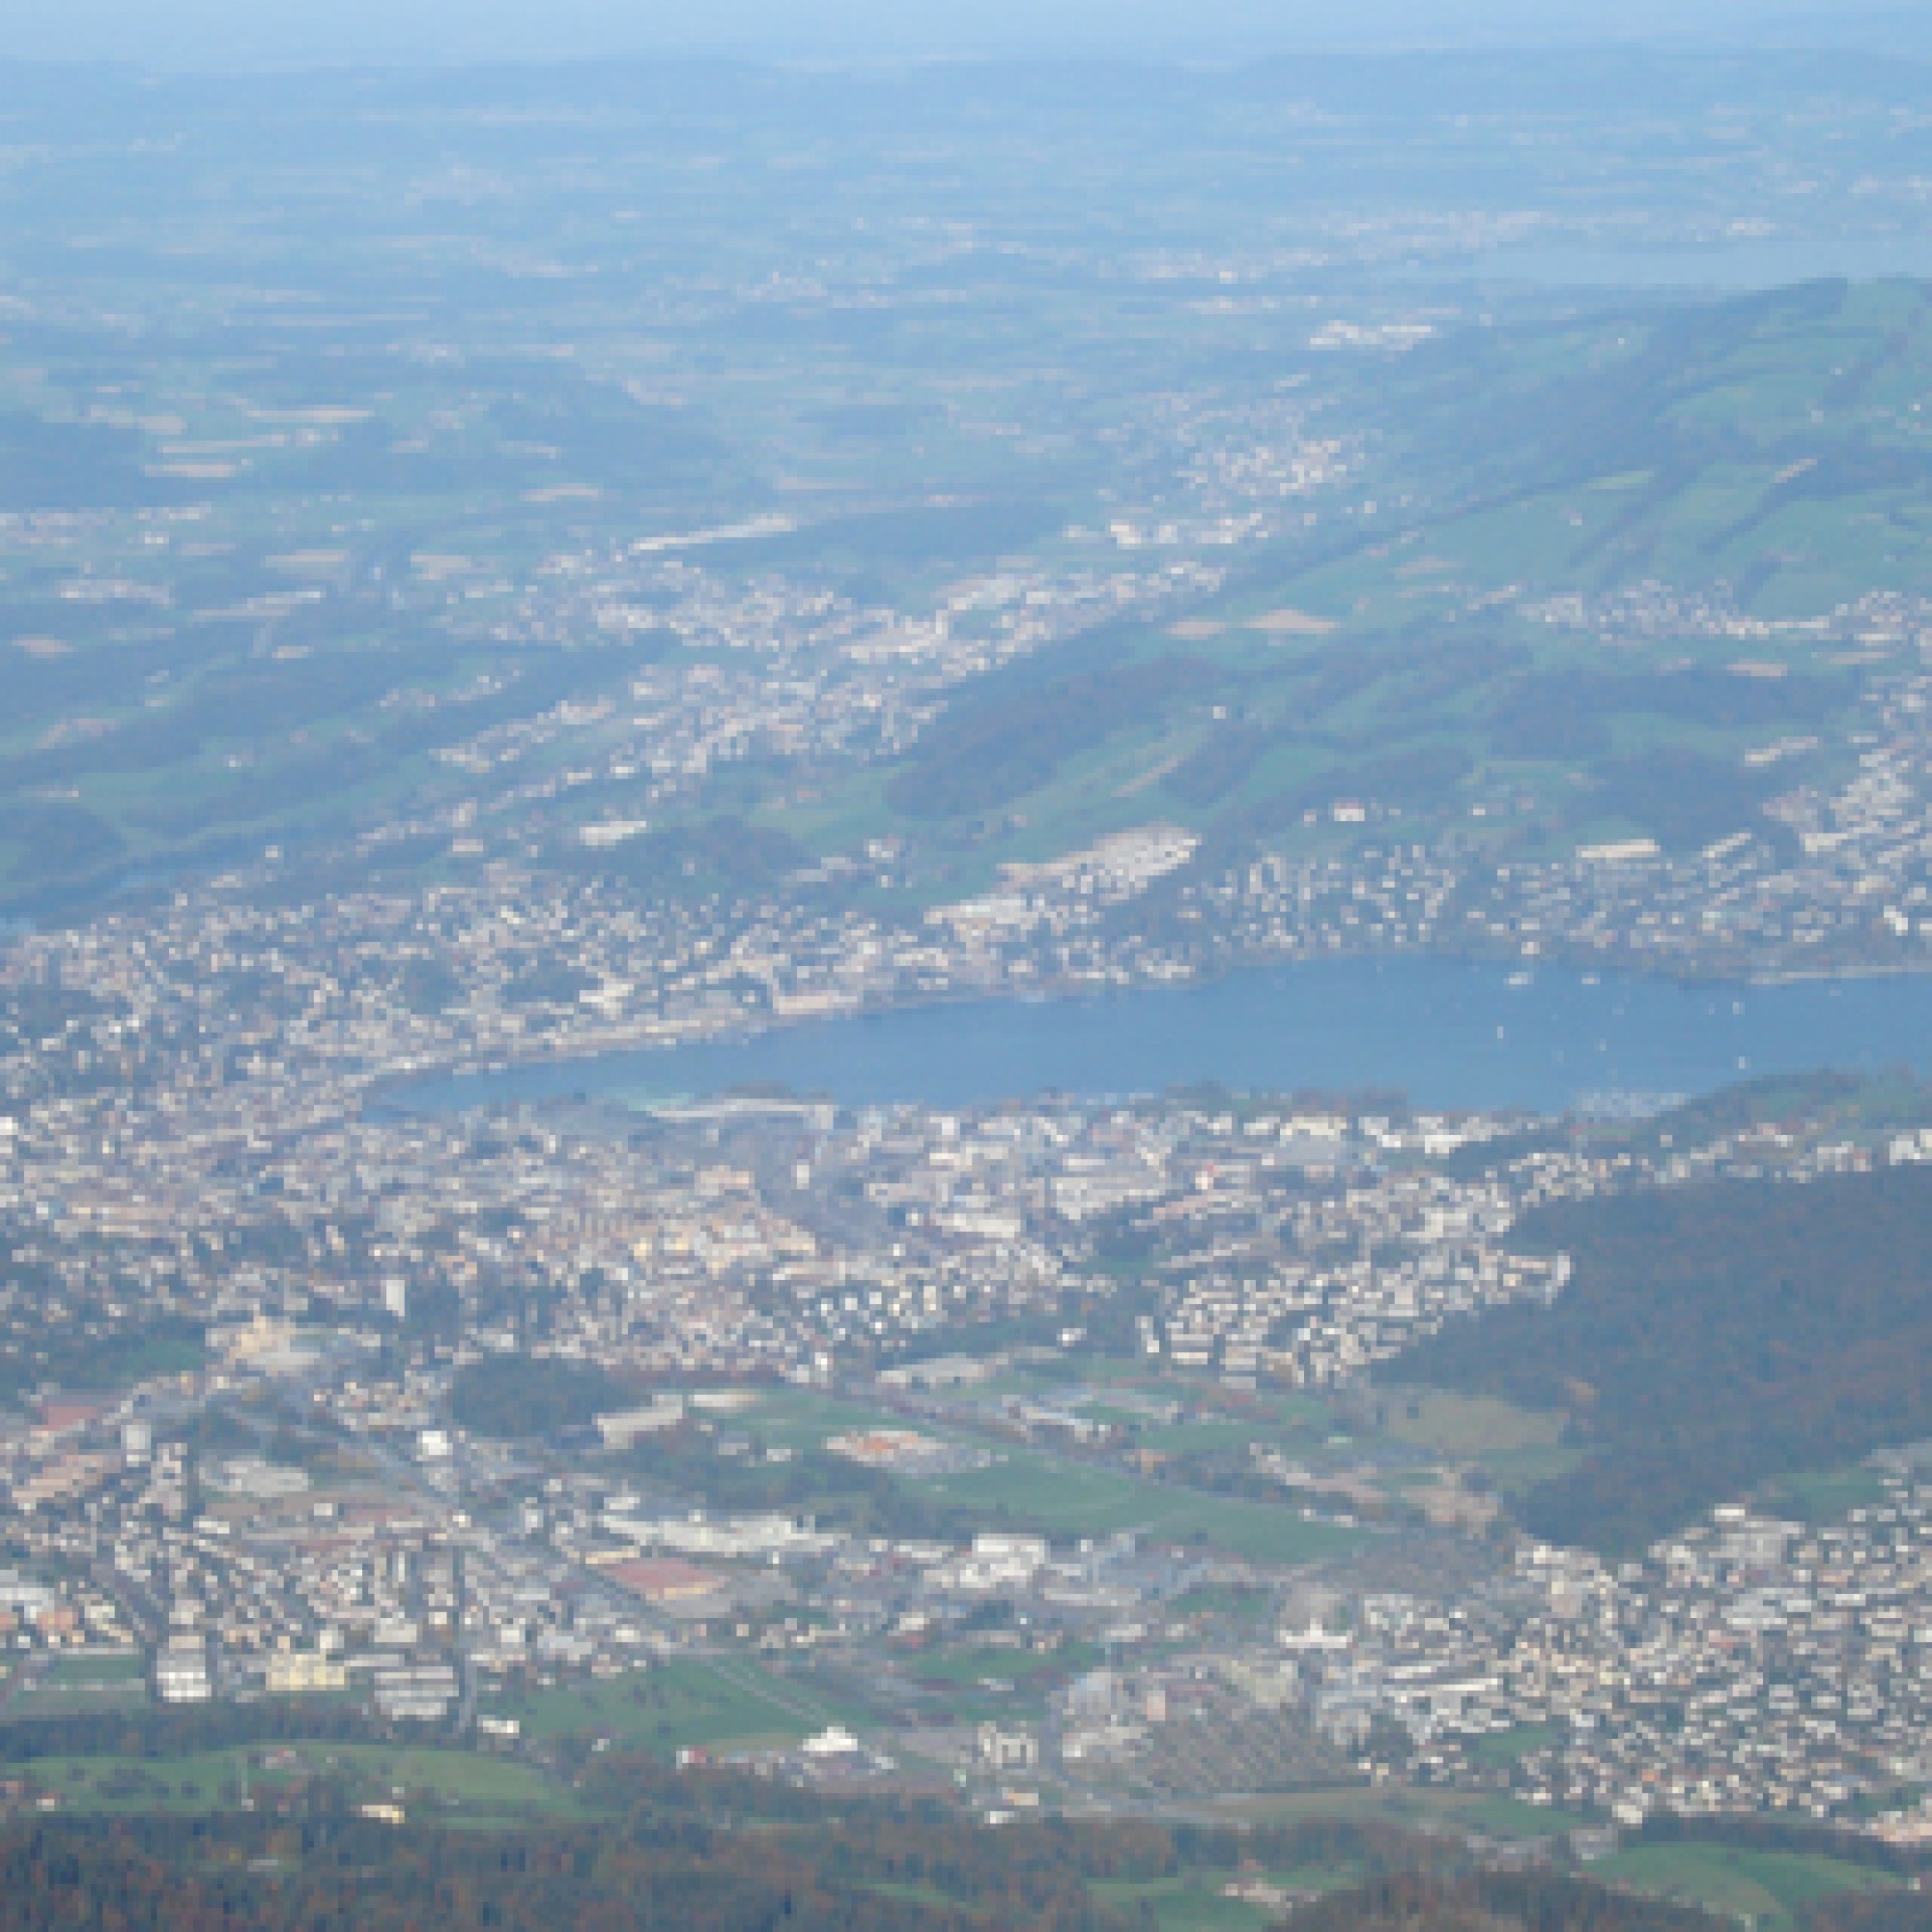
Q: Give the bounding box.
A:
[2,0,1926,69]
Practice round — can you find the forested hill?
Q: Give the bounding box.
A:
[8,1768,1932,1932]
[1386,1166,1932,1554]
[0,1793,1738,1932]
[1293,1869,1725,1932]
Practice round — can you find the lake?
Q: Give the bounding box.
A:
[385,955,1932,1118]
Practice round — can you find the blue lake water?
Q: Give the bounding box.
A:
[388,956,1932,1118]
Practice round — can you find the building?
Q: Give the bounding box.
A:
[373,1663,459,1722]
[155,1638,212,1704]
[265,1650,349,1695]
[977,1723,1040,1772]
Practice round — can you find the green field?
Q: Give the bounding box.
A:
[1594,1841,1893,1927]
[691,1378,1365,1564]
[919,1450,1366,1565]
[507,1657,865,1761]
[1095,1845,1376,1932]
[1465,1723,1563,1770]
[7,1742,571,1820]
[1755,1464,1892,1524]
[0,1649,967,1816]
[910,1638,1103,1690]
[1093,1875,1280,1932]
[738,1386,916,1451]
[40,1654,147,1686]
[1372,1389,1581,1490]
[4,1652,152,1719]
[1129,1417,1275,1458]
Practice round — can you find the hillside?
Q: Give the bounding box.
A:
[1385,1165,1932,1553]
[0,1778,1776,1932]
[824,279,1932,897]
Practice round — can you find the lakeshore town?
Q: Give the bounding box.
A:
[6,870,1932,1840]
[4,495,1932,1836]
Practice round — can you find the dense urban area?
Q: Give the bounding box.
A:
[7,915,1932,1840]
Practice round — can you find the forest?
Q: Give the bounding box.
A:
[447,1355,627,1440]
[1293,1870,1727,1932]
[1387,1166,1932,1552]
[9,1771,1929,1932]
[0,1767,1763,1932]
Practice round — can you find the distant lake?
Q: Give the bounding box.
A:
[385,956,1932,1119]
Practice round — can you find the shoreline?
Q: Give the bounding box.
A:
[364,945,1932,1121]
